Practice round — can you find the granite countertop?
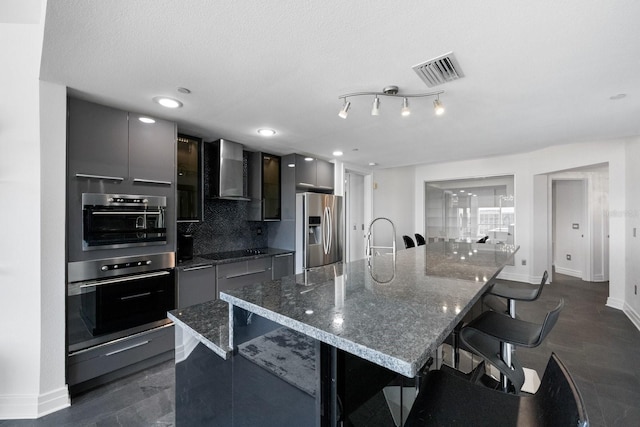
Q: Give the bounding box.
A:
[219,242,517,378]
[176,247,294,269]
[168,299,231,359]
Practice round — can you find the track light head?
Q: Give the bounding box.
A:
[401,98,410,116]
[371,96,380,116]
[338,100,351,119]
[434,98,445,116]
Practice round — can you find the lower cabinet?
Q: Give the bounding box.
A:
[177,264,217,309]
[272,252,294,279]
[217,258,272,298]
[68,323,174,392]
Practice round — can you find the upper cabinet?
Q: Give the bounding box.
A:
[294,154,334,193]
[177,134,203,222]
[129,113,176,185]
[68,98,176,187]
[248,152,281,221]
[68,98,129,181]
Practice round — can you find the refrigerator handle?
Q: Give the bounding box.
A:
[322,207,329,255]
[327,207,332,255]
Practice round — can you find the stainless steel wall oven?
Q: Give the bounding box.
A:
[82,193,167,250]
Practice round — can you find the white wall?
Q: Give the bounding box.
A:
[0,0,70,419]
[372,166,415,249]
[625,140,640,329]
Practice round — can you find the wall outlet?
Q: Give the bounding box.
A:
[566,254,571,261]
[521,259,526,266]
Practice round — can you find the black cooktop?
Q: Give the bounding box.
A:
[199,248,268,261]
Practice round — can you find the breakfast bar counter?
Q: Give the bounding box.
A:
[170,242,517,426]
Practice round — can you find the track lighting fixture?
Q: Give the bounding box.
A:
[371,96,380,116]
[338,85,444,119]
[338,100,351,119]
[401,98,410,116]
[433,97,445,115]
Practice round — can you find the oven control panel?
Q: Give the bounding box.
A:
[68,252,175,283]
[100,260,153,271]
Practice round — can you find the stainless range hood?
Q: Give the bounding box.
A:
[207,139,250,200]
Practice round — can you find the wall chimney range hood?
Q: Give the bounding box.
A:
[207,139,250,201]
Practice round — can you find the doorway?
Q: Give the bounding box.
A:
[545,164,609,283]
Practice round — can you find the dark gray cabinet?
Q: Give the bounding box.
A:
[129,112,176,185]
[217,258,272,298]
[68,98,129,181]
[294,154,334,192]
[67,98,176,187]
[177,264,216,309]
[177,134,203,221]
[248,152,281,221]
[272,253,294,279]
[67,323,174,391]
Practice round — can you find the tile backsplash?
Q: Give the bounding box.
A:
[178,198,267,255]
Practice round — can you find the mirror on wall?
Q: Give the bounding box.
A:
[425,175,515,246]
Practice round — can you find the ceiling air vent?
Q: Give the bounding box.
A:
[412,52,464,87]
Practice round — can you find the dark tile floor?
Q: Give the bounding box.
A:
[1,273,638,426]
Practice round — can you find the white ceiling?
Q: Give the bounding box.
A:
[40,0,640,169]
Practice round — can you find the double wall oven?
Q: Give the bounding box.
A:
[67,190,176,392]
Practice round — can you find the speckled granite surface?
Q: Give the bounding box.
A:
[168,299,231,359]
[220,242,517,378]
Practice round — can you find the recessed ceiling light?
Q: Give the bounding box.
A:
[153,96,183,109]
[368,162,377,166]
[333,151,343,156]
[257,128,276,137]
[610,93,627,100]
[138,117,155,124]
[177,87,191,94]
[304,157,314,162]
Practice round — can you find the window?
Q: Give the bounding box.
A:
[425,176,515,245]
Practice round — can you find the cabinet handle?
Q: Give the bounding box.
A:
[315,185,334,190]
[297,182,315,187]
[183,264,214,272]
[120,291,152,301]
[105,340,150,356]
[76,173,125,182]
[133,178,172,185]
[274,253,292,258]
[226,269,268,279]
[79,271,170,289]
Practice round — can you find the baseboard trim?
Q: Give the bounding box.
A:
[554,266,582,278]
[623,302,640,332]
[496,271,532,283]
[0,386,70,420]
[606,297,625,310]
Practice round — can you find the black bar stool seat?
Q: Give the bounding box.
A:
[404,353,588,427]
[488,271,548,304]
[463,298,564,348]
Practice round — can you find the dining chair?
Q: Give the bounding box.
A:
[402,235,415,249]
[404,352,589,426]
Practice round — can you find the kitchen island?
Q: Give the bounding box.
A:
[169,242,517,426]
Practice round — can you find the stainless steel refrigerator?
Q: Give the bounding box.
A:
[295,193,343,273]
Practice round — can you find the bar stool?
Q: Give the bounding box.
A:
[460,298,564,393]
[404,353,588,426]
[484,271,548,389]
[414,233,426,246]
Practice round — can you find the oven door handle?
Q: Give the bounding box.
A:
[79,271,170,288]
[90,211,163,215]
